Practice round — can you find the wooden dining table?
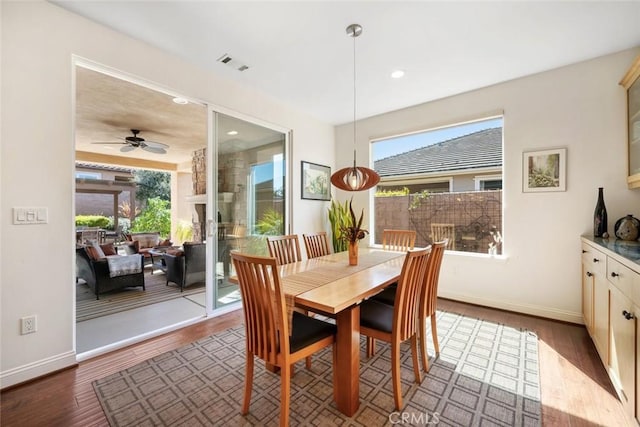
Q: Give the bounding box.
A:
[277,247,406,416]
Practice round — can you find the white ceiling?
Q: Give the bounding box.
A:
[56,1,640,126]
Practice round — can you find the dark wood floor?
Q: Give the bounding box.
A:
[0,299,632,426]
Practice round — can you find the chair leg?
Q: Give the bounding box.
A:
[305,356,312,370]
[420,316,430,372]
[242,352,254,415]
[431,315,440,355]
[280,363,291,427]
[391,341,403,411]
[366,337,376,358]
[410,335,422,384]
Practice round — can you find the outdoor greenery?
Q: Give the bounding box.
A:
[255,209,284,235]
[328,199,350,252]
[75,215,110,228]
[408,190,430,210]
[134,170,171,205]
[375,187,410,197]
[107,217,131,234]
[129,197,171,238]
[175,220,194,244]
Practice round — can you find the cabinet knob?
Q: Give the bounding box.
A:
[593,258,600,263]
[622,310,635,320]
[611,272,620,278]
[586,271,593,277]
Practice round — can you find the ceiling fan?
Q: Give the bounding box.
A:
[92,129,169,154]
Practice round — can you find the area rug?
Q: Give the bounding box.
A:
[76,271,206,322]
[93,310,541,426]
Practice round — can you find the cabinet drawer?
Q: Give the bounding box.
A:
[607,257,635,297]
[582,243,606,276]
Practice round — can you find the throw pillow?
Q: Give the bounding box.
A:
[86,241,106,260]
[166,249,184,257]
[100,243,117,256]
[159,238,173,247]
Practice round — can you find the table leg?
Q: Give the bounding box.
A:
[334,305,360,416]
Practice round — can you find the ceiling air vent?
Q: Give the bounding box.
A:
[216,53,250,72]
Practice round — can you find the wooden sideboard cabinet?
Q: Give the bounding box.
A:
[581,237,640,426]
[620,54,640,189]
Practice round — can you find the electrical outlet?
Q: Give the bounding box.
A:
[20,315,37,335]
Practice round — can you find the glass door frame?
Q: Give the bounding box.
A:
[204,105,292,317]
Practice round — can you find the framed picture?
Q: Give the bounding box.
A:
[523,148,567,192]
[301,161,331,200]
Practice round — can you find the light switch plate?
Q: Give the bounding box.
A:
[13,207,48,224]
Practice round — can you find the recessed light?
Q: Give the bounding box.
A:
[227,130,238,136]
[391,70,405,79]
[172,97,189,105]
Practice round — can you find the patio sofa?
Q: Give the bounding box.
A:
[76,243,145,299]
[125,232,172,265]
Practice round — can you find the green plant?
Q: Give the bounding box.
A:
[375,187,410,197]
[255,209,284,235]
[175,220,194,243]
[130,197,171,238]
[408,190,430,210]
[328,199,350,252]
[75,215,110,228]
[339,199,369,243]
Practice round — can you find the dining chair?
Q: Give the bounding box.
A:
[302,231,331,259]
[418,239,447,372]
[267,234,302,265]
[231,252,336,427]
[430,223,455,250]
[371,240,448,372]
[359,247,430,410]
[382,229,416,252]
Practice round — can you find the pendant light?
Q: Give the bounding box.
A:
[330,23,380,192]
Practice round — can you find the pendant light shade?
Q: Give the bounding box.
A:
[330,23,380,192]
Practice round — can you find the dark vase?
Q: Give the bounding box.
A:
[593,187,608,237]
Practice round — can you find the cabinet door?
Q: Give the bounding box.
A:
[592,274,609,362]
[582,263,594,334]
[609,284,636,417]
[636,303,640,425]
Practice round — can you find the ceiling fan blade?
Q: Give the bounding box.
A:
[120,145,136,152]
[142,145,167,154]
[143,140,169,149]
[91,141,126,145]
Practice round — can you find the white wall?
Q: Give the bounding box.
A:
[336,47,640,322]
[0,1,334,387]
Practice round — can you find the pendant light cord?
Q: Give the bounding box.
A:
[352,26,357,168]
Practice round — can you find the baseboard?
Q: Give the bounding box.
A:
[0,350,77,390]
[439,290,584,324]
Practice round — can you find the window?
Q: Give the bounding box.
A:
[372,117,503,255]
[475,175,503,191]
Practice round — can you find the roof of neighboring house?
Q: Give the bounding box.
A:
[374,127,502,177]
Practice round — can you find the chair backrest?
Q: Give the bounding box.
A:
[420,239,448,319]
[430,224,455,250]
[303,232,331,259]
[81,227,101,244]
[382,229,416,252]
[266,235,302,265]
[393,247,431,341]
[231,252,289,365]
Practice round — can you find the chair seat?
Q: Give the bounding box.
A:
[290,311,337,353]
[360,299,394,334]
[371,285,396,306]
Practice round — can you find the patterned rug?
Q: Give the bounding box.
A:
[93,311,541,426]
[76,270,206,322]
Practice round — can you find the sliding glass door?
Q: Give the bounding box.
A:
[209,111,288,310]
